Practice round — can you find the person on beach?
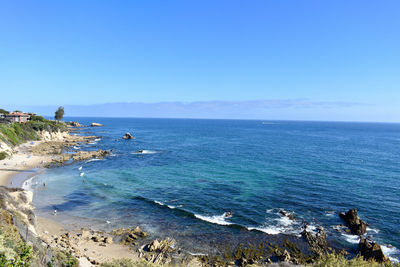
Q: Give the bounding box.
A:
[43,182,46,188]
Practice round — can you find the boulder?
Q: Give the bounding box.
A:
[148,240,160,252]
[279,209,295,220]
[358,238,388,263]
[339,209,367,235]
[104,237,113,244]
[145,238,175,253]
[301,227,329,256]
[91,122,103,127]
[122,132,134,139]
[68,121,82,127]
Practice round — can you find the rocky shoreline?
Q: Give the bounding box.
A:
[0,124,397,266]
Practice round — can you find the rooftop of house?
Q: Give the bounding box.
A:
[6,112,30,117]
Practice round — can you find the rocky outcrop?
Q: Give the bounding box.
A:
[45,149,110,167]
[72,149,110,161]
[140,238,176,265]
[358,238,388,263]
[122,132,134,139]
[32,134,98,155]
[339,209,367,235]
[301,227,329,256]
[111,226,148,246]
[91,122,103,127]
[67,121,82,127]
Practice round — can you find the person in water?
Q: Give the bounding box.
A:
[225,210,233,218]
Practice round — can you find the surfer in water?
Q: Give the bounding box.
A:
[225,210,233,218]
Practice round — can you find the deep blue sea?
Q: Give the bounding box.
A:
[27,118,400,261]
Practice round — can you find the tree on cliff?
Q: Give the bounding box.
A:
[0,108,9,114]
[55,106,65,122]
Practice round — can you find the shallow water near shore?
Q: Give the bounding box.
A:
[27,118,400,260]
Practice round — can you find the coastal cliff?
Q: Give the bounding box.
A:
[0,186,79,266]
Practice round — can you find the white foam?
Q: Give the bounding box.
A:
[248,226,282,235]
[277,216,293,227]
[381,245,399,263]
[132,150,157,154]
[194,213,233,226]
[154,200,164,206]
[85,158,103,163]
[367,227,380,234]
[73,146,80,150]
[94,138,101,142]
[21,174,39,191]
[325,211,335,217]
[305,224,317,233]
[79,172,85,177]
[251,209,321,237]
[188,252,207,256]
[342,234,360,244]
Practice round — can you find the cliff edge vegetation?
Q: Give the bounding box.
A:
[0,115,67,160]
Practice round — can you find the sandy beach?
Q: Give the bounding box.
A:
[0,141,56,187]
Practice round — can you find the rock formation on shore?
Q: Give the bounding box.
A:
[358,238,389,263]
[339,209,367,235]
[91,122,103,127]
[67,121,82,127]
[339,209,390,264]
[301,227,330,257]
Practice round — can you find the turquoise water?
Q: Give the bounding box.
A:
[28,118,400,260]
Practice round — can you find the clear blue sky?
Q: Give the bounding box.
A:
[1,1,399,121]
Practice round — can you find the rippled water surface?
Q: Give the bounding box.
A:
[28,118,400,260]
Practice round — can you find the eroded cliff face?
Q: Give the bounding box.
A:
[0,130,68,157]
[0,186,78,267]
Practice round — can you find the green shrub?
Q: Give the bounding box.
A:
[29,115,46,122]
[50,250,79,267]
[0,119,66,147]
[0,152,7,160]
[310,253,399,267]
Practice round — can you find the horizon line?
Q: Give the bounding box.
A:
[53,115,400,125]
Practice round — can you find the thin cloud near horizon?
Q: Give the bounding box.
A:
[3,99,390,123]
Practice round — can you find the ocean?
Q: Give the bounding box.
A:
[25,118,400,261]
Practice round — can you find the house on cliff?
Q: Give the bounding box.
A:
[5,112,31,123]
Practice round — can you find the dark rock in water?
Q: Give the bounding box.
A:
[122,132,134,139]
[301,227,329,256]
[279,209,295,220]
[358,238,388,263]
[339,209,367,235]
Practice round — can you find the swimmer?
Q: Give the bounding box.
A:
[225,211,233,218]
